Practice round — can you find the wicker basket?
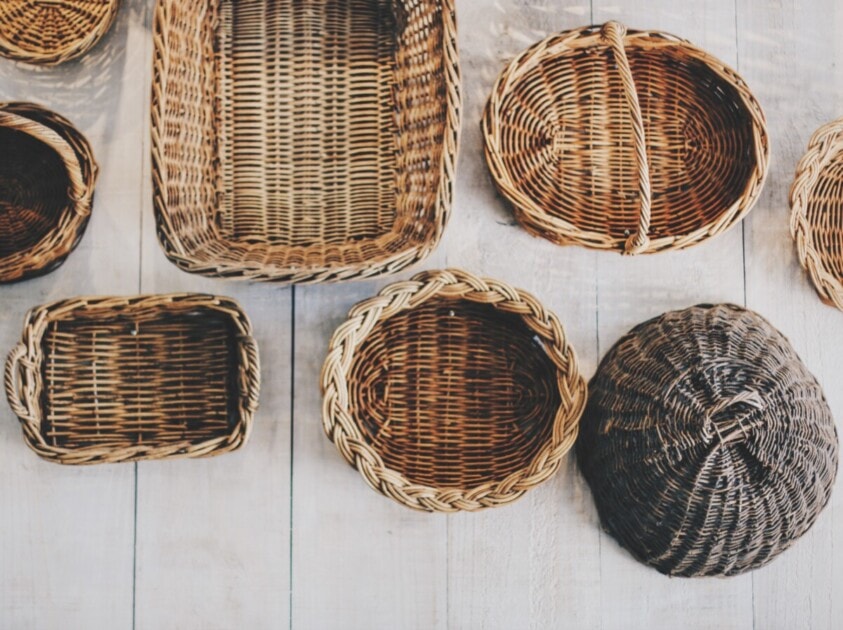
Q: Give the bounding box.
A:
[0,0,119,65]
[151,0,461,284]
[791,119,843,311]
[322,269,586,512]
[577,304,838,577]
[483,22,769,254]
[4,294,260,465]
[0,102,97,283]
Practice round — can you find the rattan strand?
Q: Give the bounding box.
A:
[791,118,843,311]
[322,269,586,512]
[0,102,97,283]
[577,304,838,577]
[151,0,461,284]
[4,294,260,465]
[0,0,119,65]
[483,21,769,254]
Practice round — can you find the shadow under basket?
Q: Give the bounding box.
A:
[322,269,586,512]
[791,118,843,312]
[0,0,120,65]
[483,21,769,254]
[151,0,461,284]
[4,294,260,465]
[0,102,97,283]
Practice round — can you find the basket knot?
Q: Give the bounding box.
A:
[623,232,650,255]
[705,390,765,445]
[600,21,627,42]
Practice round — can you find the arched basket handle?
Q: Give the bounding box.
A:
[4,344,38,431]
[601,22,652,254]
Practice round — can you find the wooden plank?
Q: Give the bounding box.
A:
[0,2,150,627]
[737,2,843,628]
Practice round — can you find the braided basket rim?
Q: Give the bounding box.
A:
[0,0,120,65]
[150,0,462,285]
[790,118,843,311]
[321,268,587,512]
[482,22,770,255]
[0,101,98,284]
[3,293,261,465]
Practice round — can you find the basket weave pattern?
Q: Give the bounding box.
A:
[483,22,769,254]
[322,269,586,512]
[0,102,97,283]
[791,118,843,311]
[4,294,260,465]
[577,304,838,577]
[151,0,461,283]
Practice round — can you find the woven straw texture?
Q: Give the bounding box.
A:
[0,102,97,283]
[577,304,838,577]
[791,118,843,311]
[483,21,769,254]
[0,0,119,65]
[4,294,260,465]
[151,0,461,284]
[322,269,586,512]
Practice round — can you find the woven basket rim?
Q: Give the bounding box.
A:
[4,293,260,465]
[0,0,120,65]
[0,101,98,283]
[150,0,462,284]
[321,268,587,512]
[790,118,843,311]
[482,21,770,255]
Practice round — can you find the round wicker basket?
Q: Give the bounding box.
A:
[322,269,586,512]
[0,0,119,65]
[483,21,769,254]
[577,304,838,577]
[0,102,97,283]
[791,118,843,311]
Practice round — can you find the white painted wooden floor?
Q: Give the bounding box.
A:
[1,0,841,628]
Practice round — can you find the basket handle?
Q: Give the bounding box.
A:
[0,110,91,212]
[601,22,652,254]
[4,344,35,425]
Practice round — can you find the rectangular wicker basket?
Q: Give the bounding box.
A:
[4,294,260,465]
[151,0,461,284]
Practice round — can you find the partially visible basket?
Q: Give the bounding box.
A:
[152,0,461,284]
[4,294,260,465]
[322,269,586,512]
[0,0,119,65]
[0,102,97,283]
[791,118,843,311]
[577,304,838,577]
[483,21,769,254]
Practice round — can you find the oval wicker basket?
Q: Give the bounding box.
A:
[4,294,260,465]
[0,0,119,65]
[791,118,843,311]
[0,102,97,283]
[577,304,838,577]
[322,269,586,512]
[483,22,769,254]
[152,0,461,284]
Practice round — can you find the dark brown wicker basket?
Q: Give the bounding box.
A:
[0,102,97,283]
[577,304,838,577]
[4,294,260,465]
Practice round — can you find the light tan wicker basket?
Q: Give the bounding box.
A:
[4,294,260,465]
[790,118,843,311]
[0,102,97,283]
[483,21,769,254]
[151,0,461,284]
[0,0,119,65]
[322,269,586,512]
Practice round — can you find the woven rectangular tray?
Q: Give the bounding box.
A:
[151,0,461,284]
[4,294,260,465]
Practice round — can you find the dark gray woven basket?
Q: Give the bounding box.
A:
[577,304,839,577]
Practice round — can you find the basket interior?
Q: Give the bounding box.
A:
[805,159,843,283]
[496,42,758,241]
[0,0,113,56]
[156,0,448,272]
[0,126,71,260]
[37,306,240,450]
[347,296,561,488]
